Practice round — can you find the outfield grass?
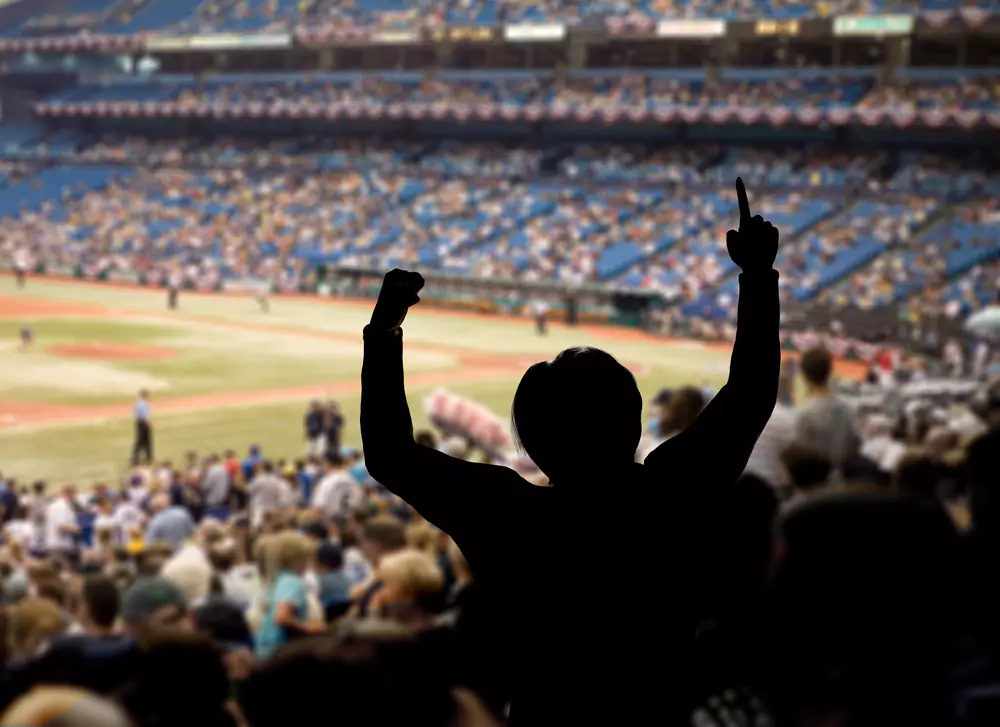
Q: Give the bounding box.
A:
[0,278,734,485]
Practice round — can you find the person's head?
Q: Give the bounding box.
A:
[893,454,944,501]
[780,442,833,493]
[0,687,132,727]
[799,347,833,392]
[9,597,64,659]
[260,460,274,475]
[271,531,313,576]
[62,485,77,502]
[415,430,438,449]
[161,548,213,605]
[325,452,345,470]
[120,577,191,635]
[139,389,149,401]
[406,521,439,557]
[315,541,344,573]
[360,516,407,568]
[35,577,68,609]
[310,400,321,412]
[659,386,706,436]
[149,492,170,514]
[79,575,119,633]
[512,347,642,481]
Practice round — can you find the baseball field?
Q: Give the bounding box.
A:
[0,275,838,486]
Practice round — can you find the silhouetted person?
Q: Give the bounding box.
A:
[361,179,780,726]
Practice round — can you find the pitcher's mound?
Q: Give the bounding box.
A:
[48,343,176,361]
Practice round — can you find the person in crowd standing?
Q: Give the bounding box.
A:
[44,486,80,560]
[360,178,780,726]
[247,461,295,530]
[744,367,797,490]
[794,346,861,475]
[131,391,153,467]
[311,454,361,526]
[303,402,326,460]
[201,454,230,520]
[255,531,323,658]
[349,516,408,618]
[145,493,196,552]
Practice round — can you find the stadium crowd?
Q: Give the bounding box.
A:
[2,300,1000,725]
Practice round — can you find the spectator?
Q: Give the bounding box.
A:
[314,540,350,615]
[794,347,861,473]
[247,461,295,530]
[120,577,191,634]
[76,575,120,637]
[145,493,196,551]
[255,531,323,658]
[780,441,833,508]
[370,548,444,628]
[351,516,407,618]
[311,453,361,525]
[45,486,80,558]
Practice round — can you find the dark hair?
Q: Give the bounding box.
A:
[83,575,121,629]
[660,386,706,435]
[35,577,68,608]
[361,516,407,551]
[799,347,833,388]
[781,442,833,491]
[511,347,642,481]
[325,452,345,468]
[415,431,438,449]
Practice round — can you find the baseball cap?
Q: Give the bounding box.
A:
[121,577,188,625]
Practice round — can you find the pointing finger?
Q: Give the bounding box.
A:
[736,177,751,223]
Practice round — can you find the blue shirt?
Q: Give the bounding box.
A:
[256,571,308,658]
[242,456,261,482]
[146,506,195,550]
[134,399,150,422]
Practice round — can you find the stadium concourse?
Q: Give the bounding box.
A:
[2,0,1000,726]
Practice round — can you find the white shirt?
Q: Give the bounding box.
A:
[45,497,77,552]
[744,405,797,489]
[247,473,295,528]
[311,470,361,521]
[5,519,34,548]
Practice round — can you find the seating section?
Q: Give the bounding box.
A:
[0,136,998,327]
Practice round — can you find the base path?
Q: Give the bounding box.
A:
[47,343,177,361]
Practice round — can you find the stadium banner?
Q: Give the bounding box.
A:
[428,26,499,43]
[374,30,420,44]
[185,33,291,49]
[833,14,915,36]
[728,18,832,38]
[503,23,566,41]
[655,19,725,38]
[916,9,1000,33]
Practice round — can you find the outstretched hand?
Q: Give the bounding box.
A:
[726,178,778,273]
[370,268,425,331]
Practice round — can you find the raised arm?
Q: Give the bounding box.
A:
[361,270,527,540]
[645,179,780,486]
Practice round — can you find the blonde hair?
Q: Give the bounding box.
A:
[257,531,312,584]
[8,597,63,660]
[378,549,444,600]
[405,521,438,557]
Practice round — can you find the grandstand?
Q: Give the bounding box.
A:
[0,0,998,477]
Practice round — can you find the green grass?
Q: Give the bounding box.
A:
[0,278,733,484]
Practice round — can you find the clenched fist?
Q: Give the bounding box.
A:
[726,177,779,274]
[370,268,425,331]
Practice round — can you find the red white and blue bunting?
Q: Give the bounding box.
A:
[32,99,1000,129]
